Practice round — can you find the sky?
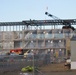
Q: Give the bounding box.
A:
[0,0,76,22]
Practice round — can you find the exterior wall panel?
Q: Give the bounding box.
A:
[71,41,76,61]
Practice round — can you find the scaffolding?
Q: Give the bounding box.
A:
[0,19,75,62]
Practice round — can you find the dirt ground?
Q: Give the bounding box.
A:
[0,71,76,75]
[0,63,76,75]
[42,71,76,75]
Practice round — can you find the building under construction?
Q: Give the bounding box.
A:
[0,19,76,63]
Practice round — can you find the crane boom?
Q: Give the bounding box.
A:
[45,12,60,20]
[45,12,60,29]
[45,12,75,30]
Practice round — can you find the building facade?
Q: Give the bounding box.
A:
[0,29,73,62]
[0,19,75,63]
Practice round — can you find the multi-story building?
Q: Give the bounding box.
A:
[0,19,75,62]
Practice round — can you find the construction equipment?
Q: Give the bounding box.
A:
[10,48,23,55]
[10,48,31,58]
[45,12,75,30]
[45,12,59,20]
[45,12,59,29]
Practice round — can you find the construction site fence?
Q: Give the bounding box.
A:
[0,54,66,73]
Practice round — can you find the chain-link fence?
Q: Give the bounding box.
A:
[0,52,66,74]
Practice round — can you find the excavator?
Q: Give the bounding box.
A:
[45,12,75,31]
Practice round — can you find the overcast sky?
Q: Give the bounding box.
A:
[0,0,76,22]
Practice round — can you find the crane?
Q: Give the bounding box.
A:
[45,12,60,29]
[45,12,60,20]
[45,12,75,31]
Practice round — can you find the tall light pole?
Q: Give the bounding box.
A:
[31,50,34,75]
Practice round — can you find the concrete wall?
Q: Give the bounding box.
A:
[71,41,76,69]
[71,41,76,61]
